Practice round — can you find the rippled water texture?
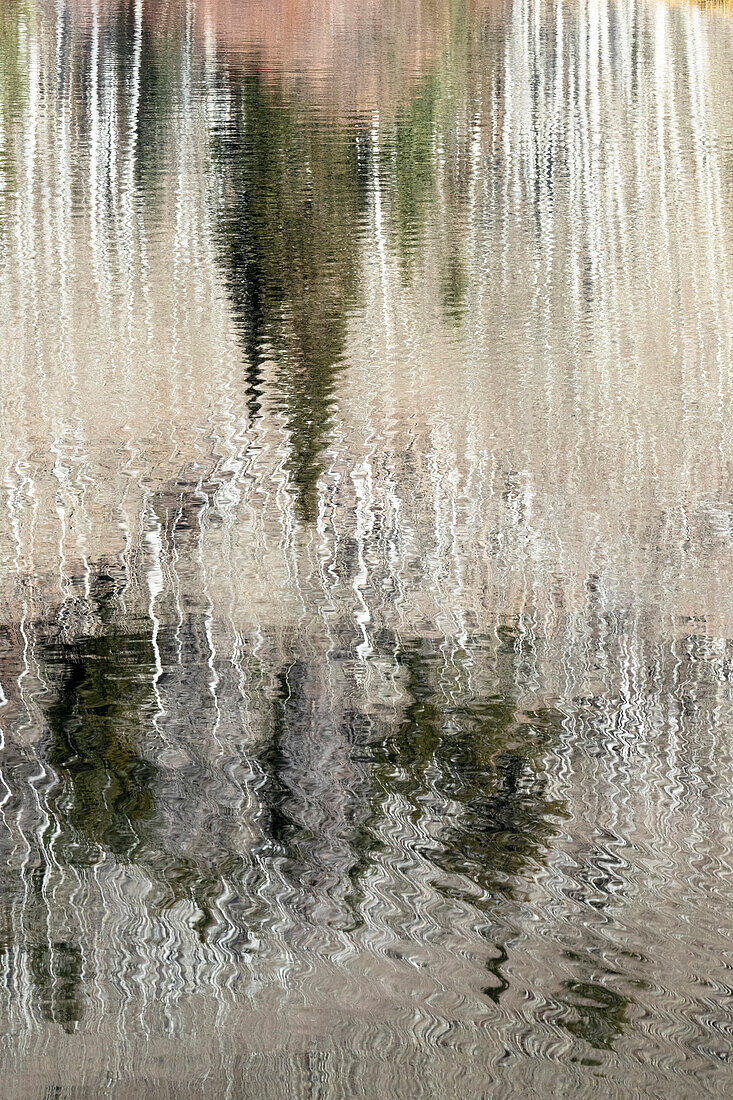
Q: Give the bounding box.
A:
[1,0,733,1095]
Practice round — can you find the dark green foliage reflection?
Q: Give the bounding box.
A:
[558,978,629,1052]
[215,72,368,517]
[42,630,158,867]
[257,637,569,1005]
[29,941,83,1034]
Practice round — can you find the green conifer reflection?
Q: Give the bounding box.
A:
[215,72,368,518]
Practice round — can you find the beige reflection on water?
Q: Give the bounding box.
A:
[1,0,731,636]
[0,0,732,1094]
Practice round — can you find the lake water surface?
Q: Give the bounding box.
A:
[1,0,732,1095]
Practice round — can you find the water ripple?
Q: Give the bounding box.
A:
[0,0,732,1095]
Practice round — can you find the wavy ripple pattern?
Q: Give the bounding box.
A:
[0,0,732,1096]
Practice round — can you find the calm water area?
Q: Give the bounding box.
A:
[0,0,732,1095]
